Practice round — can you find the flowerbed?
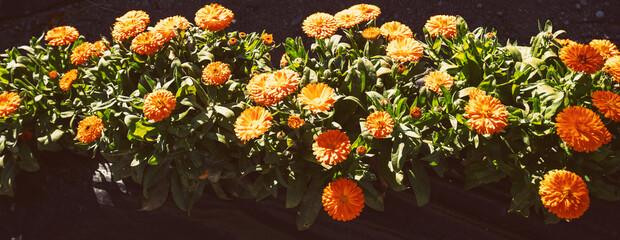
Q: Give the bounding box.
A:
[0,3,619,230]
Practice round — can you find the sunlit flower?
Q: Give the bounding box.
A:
[559,43,605,74]
[116,10,150,25]
[464,95,508,135]
[153,16,190,42]
[202,61,231,85]
[469,88,487,100]
[424,71,454,93]
[131,32,164,55]
[554,38,576,47]
[0,92,20,118]
[591,90,620,122]
[77,115,104,144]
[280,53,290,67]
[288,115,305,129]
[49,70,58,79]
[238,32,246,38]
[334,9,363,28]
[386,38,424,62]
[265,69,300,101]
[59,69,78,91]
[70,42,97,65]
[362,27,381,39]
[302,12,338,39]
[555,106,611,152]
[93,40,108,57]
[424,15,457,38]
[298,83,336,113]
[322,178,365,221]
[589,39,620,60]
[248,73,277,106]
[228,37,238,45]
[410,106,421,118]
[45,26,79,46]
[539,169,590,220]
[261,33,274,45]
[604,55,620,82]
[349,4,381,22]
[380,21,413,41]
[234,106,273,142]
[313,129,351,165]
[195,3,234,31]
[112,18,147,42]
[143,89,176,122]
[366,111,394,138]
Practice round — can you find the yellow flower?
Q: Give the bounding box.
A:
[322,178,365,221]
[313,129,351,165]
[45,26,79,46]
[77,116,104,144]
[380,21,413,41]
[589,39,620,60]
[0,92,20,118]
[70,42,97,65]
[559,43,605,74]
[604,55,620,82]
[202,62,231,85]
[287,115,305,129]
[131,32,164,55]
[195,3,234,31]
[334,9,363,28]
[464,95,508,135]
[297,83,336,113]
[349,4,381,22]
[60,69,78,91]
[362,27,381,39]
[591,90,620,122]
[424,15,457,38]
[386,38,424,62]
[143,89,176,122]
[366,111,394,138]
[539,169,590,220]
[424,71,454,94]
[153,16,190,43]
[555,106,611,152]
[234,106,273,142]
[302,12,338,39]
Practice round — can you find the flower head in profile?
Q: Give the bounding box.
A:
[386,38,424,62]
[589,39,620,60]
[559,43,605,74]
[77,116,104,144]
[60,69,78,91]
[49,70,58,79]
[464,95,508,135]
[70,42,97,65]
[555,106,611,152]
[131,32,164,55]
[604,55,620,82]
[0,92,20,118]
[591,90,620,122]
[424,15,457,38]
[45,26,79,46]
[424,71,454,94]
[143,89,176,122]
[539,169,590,220]
[234,106,273,142]
[116,10,150,25]
[302,12,338,39]
[313,129,351,165]
[349,4,381,22]
[362,27,381,39]
[261,33,274,45]
[93,40,109,57]
[380,21,413,41]
[287,115,305,129]
[322,178,365,221]
[334,9,363,28]
[366,111,394,139]
[195,3,234,31]
[202,61,231,85]
[248,73,278,106]
[280,53,290,67]
[554,38,576,47]
[153,16,190,42]
[469,88,487,100]
[410,106,421,118]
[298,83,336,114]
[112,18,147,42]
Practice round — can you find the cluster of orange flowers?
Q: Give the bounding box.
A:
[247,69,301,106]
[557,38,620,80]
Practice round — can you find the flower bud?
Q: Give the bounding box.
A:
[356,146,367,155]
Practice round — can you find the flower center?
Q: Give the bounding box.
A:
[155,99,166,109]
[340,194,350,204]
[562,187,573,199]
[578,54,588,64]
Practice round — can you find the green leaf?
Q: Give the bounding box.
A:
[406,160,430,206]
[16,142,39,172]
[286,174,309,209]
[296,175,326,230]
[214,105,235,120]
[141,170,171,211]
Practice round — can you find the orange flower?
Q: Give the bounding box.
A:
[334,9,363,28]
[297,83,336,113]
[234,106,273,142]
[424,71,454,94]
[322,178,365,221]
[199,169,209,179]
[380,21,413,41]
[559,43,605,74]
[238,32,246,38]
[143,89,176,122]
[153,16,190,42]
[464,95,508,135]
[356,146,367,155]
[469,88,487,100]
[195,3,234,31]
[362,27,381,39]
[265,69,300,101]
[93,40,108,57]
[589,39,620,60]
[202,61,231,85]
[112,18,147,42]
[591,90,620,122]
[0,92,20,118]
[554,38,576,47]
[287,115,305,129]
[261,33,274,45]
[45,26,79,46]
[49,70,58,79]
[70,42,97,65]
[398,63,406,73]
[280,53,290,67]
[349,4,381,22]
[424,15,457,38]
[555,106,611,152]
[539,169,590,220]
[366,111,394,138]
[604,55,620,82]
[77,116,104,144]
[116,10,150,25]
[131,32,164,55]
[302,12,338,39]
[410,106,421,118]
[313,129,351,165]
[386,38,424,62]
[228,38,238,45]
[59,69,78,91]
[248,73,277,106]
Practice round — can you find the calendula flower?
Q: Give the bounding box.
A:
[202,61,231,85]
[302,12,338,39]
[464,95,508,135]
[398,63,406,73]
[555,106,611,152]
[238,32,246,38]
[0,92,20,118]
[59,69,78,91]
[70,42,97,65]
[261,33,274,45]
[153,16,190,43]
[143,89,176,122]
[349,4,381,22]
[195,3,234,31]
[265,69,300,101]
[380,21,413,41]
[362,27,381,39]
[604,55,620,82]
[424,15,457,38]
[234,106,273,142]
[280,53,290,67]
[93,40,108,57]
[116,10,150,25]
[366,111,394,138]
[112,18,147,42]
[131,32,164,55]
[386,38,424,62]
[298,83,336,113]
[313,129,351,165]
[410,106,421,118]
[591,90,620,122]
[45,26,79,46]
[228,37,238,45]
[19,130,32,141]
[539,169,590,220]
[424,71,454,94]
[334,9,363,28]
[288,115,305,129]
[356,146,367,155]
[589,39,620,60]
[469,88,487,100]
[559,43,605,74]
[554,38,576,47]
[322,178,365,221]
[248,73,277,106]
[49,70,58,79]
[76,116,104,144]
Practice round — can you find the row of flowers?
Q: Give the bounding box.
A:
[0,3,619,228]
